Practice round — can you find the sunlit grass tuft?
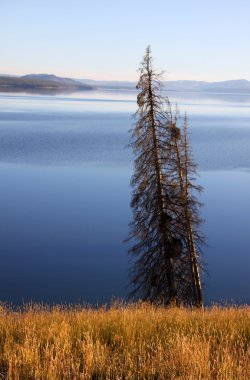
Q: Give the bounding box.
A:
[0,302,249,379]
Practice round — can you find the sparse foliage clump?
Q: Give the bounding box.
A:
[128,46,204,306]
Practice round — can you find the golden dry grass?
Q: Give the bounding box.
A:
[0,302,249,379]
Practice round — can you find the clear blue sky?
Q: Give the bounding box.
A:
[1,0,249,81]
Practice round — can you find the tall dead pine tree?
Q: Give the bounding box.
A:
[128,46,204,306]
[169,113,204,306]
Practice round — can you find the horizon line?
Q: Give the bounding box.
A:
[0,72,249,84]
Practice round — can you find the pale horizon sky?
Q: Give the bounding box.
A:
[1,0,250,82]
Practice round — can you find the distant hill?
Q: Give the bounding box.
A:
[0,74,93,92]
[165,79,250,93]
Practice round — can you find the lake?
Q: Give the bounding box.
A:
[0,89,249,305]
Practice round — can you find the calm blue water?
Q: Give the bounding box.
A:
[0,90,249,305]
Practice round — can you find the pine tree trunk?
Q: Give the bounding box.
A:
[172,124,203,307]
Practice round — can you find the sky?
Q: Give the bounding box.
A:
[1,0,250,82]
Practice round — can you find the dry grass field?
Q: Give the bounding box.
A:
[0,302,249,379]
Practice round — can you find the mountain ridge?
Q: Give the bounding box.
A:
[1,74,250,94]
[80,78,250,93]
[0,74,93,92]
